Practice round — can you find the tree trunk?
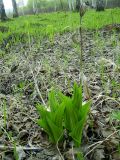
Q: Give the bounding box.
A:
[60,0,63,10]
[68,0,72,10]
[76,0,80,11]
[91,0,96,8]
[96,0,105,11]
[33,0,38,14]
[71,0,75,10]
[12,0,19,18]
[0,0,7,21]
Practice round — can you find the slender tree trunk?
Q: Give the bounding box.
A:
[96,0,105,11]
[60,0,63,10]
[33,0,35,14]
[12,0,19,18]
[71,0,75,10]
[76,0,81,11]
[36,0,38,14]
[76,0,84,11]
[68,0,72,10]
[33,0,38,14]
[0,0,7,21]
[91,0,95,8]
[105,0,108,8]
[54,0,57,11]
[68,0,75,11]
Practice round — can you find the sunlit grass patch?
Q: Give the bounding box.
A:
[0,8,120,47]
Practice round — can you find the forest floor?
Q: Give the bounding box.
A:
[0,9,120,160]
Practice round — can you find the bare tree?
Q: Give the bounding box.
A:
[12,0,19,17]
[0,0,7,21]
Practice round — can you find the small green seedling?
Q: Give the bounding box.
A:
[111,111,120,131]
[112,111,120,121]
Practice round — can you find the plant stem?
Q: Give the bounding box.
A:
[79,11,83,85]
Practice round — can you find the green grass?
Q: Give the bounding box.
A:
[0,8,120,47]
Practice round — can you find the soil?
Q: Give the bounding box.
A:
[0,26,120,160]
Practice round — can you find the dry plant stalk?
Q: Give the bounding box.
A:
[79,2,90,99]
[79,2,87,81]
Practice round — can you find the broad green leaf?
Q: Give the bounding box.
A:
[48,91,59,112]
[46,116,63,143]
[72,83,82,110]
[70,101,90,147]
[70,118,85,147]
[36,104,48,118]
[78,101,90,121]
[47,110,56,122]
[57,91,66,103]
[55,103,65,127]
[37,119,55,142]
[64,98,78,131]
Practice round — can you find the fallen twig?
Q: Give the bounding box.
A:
[0,145,42,152]
[30,66,47,108]
[84,130,119,157]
